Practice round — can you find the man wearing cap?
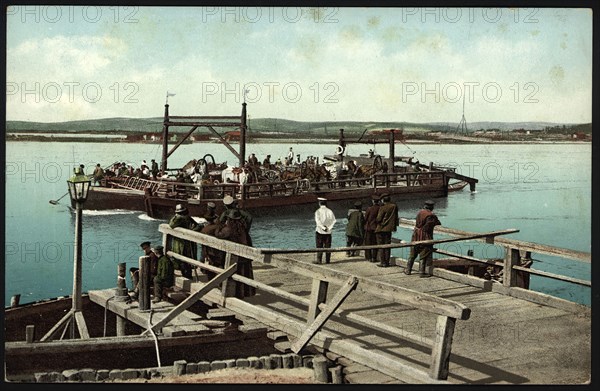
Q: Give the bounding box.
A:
[168,204,201,279]
[404,200,441,277]
[314,197,336,264]
[152,245,174,303]
[345,201,365,256]
[375,193,399,267]
[364,194,382,262]
[129,241,159,301]
[219,195,252,232]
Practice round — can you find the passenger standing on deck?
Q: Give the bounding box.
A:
[248,153,259,167]
[215,209,256,298]
[404,200,441,277]
[92,163,104,186]
[168,204,202,279]
[364,194,381,262]
[375,193,399,268]
[314,197,336,264]
[129,241,159,301]
[151,159,159,179]
[152,246,174,303]
[345,201,365,256]
[287,147,294,165]
[263,155,272,168]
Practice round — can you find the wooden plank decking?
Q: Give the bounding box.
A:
[218,252,591,384]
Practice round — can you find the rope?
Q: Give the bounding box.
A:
[146,309,162,367]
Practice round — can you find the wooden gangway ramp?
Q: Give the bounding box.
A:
[152,223,590,385]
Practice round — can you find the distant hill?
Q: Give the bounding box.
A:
[5,118,589,135]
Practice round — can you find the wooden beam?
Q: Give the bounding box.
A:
[147,264,237,333]
[166,126,198,158]
[399,218,590,263]
[74,311,90,339]
[434,248,503,266]
[165,121,241,127]
[167,116,240,120]
[291,277,358,353]
[205,125,241,159]
[201,289,448,384]
[40,311,73,342]
[430,316,456,380]
[512,265,591,287]
[307,279,329,324]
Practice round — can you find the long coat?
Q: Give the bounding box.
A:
[346,208,365,239]
[168,213,201,268]
[375,202,399,233]
[411,208,441,242]
[215,218,256,298]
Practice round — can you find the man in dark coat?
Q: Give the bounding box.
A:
[200,208,225,281]
[168,204,202,279]
[363,193,381,262]
[215,209,256,298]
[346,201,365,256]
[219,195,252,232]
[374,193,399,267]
[152,246,174,303]
[404,200,441,277]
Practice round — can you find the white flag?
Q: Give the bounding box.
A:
[167,91,176,97]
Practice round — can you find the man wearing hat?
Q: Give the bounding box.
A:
[374,193,399,267]
[129,241,159,301]
[345,201,365,256]
[364,193,382,262]
[314,197,336,264]
[168,203,201,279]
[219,195,252,232]
[152,245,174,303]
[404,200,441,277]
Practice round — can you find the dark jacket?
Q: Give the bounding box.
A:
[411,208,441,241]
[375,201,399,233]
[364,204,381,232]
[346,208,365,238]
[155,254,174,286]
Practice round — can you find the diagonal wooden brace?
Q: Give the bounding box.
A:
[291,276,358,353]
[145,264,237,334]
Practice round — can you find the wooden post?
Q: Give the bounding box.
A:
[138,255,151,310]
[312,355,329,383]
[430,315,456,380]
[221,253,237,297]
[26,325,35,343]
[10,294,20,308]
[72,201,84,312]
[329,365,343,384]
[116,315,126,337]
[161,104,169,172]
[307,279,329,323]
[503,247,521,287]
[115,262,128,300]
[240,103,247,168]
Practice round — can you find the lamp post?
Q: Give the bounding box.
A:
[41,166,91,341]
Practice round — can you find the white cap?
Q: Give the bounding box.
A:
[317,197,327,201]
[223,195,235,205]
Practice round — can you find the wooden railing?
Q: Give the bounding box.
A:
[150,224,531,381]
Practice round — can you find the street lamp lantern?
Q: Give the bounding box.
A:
[40,166,92,341]
[67,172,91,203]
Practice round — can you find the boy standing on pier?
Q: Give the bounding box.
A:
[404,200,441,277]
[152,246,174,303]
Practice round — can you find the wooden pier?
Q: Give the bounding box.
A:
[6,222,590,384]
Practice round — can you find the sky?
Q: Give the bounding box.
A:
[5,6,593,124]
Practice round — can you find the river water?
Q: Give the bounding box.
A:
[4,141,591,306]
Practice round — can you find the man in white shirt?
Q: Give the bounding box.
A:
[314,197,336,264]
